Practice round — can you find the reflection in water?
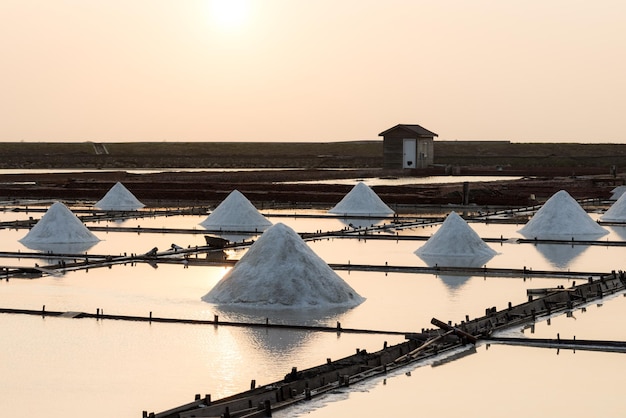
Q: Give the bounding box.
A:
[20,241,97,255]
[337,217,387,229]
[212,304,357,327]
[209,304,359,364]
[416,252,496,291]
[534,243,590,269]
[608,225,626,241]
[20,241,99,268]
[240,327,312,360]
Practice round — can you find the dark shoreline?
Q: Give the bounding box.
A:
[0,167,621,209]
[0,141,624,207]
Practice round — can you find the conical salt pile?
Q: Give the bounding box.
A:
[415,211,497,259]
[20,202,100,245]
[601,191,626,222]
[94,182,145,210]
[203,223,364,308]
[518,190,608,238]
[610,185,626,201]
[200,190,272,232]
[328,182,394,216]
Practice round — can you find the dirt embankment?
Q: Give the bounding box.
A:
[1,141,625,170]
[0,168,622,209]
[0,141,624,207]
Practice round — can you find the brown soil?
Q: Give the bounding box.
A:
[1,168,622,210]
[2,140,624,208]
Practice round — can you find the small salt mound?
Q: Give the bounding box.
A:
[94,182,145,210]
[518,190,608,238]
[203,223,365,308]
[200,190,272,232]
[602,192,626,222]
[610,185,626,201]
[415,212,497,259]
[20,202,100,245]
[328,182,394,216]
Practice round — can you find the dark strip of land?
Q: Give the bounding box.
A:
[0,141,624,207]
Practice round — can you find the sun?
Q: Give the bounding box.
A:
[209,0,251,31]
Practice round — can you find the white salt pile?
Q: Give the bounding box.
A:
[20,202,100,246]
[200,190,272,232]
[415,211,497,266]
[610,185,626,201]
[203,223,365,308]
[601,191,626,222]
[518,190,608,239]
[94,182,145,210]
[328,182,394,216]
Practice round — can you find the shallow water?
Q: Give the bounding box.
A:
[0,207,625,417]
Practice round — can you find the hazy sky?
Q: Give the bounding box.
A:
[1,0,625,143]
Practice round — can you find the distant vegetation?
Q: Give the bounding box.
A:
[0,141,625,170]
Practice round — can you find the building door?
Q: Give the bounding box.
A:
[403,138,416,168]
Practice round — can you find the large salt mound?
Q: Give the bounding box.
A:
[20,202,100,245]
[200,190,272,232]
[94,182,145,210]
[415,211,497,259]
[601,191,626,222]
[203,223,365,308]
[518,190,608,238]
[328,182,394,216]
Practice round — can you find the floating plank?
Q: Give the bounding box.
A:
[59,311,83,318]
[484,337,626,353]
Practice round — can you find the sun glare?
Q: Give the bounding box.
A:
[209,0,251,31]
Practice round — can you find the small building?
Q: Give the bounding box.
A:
[379,124,437,169]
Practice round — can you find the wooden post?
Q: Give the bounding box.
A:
[264,400,272,417]
[250,379,256,390]
[462,181,470,205]
[431,317,477,344]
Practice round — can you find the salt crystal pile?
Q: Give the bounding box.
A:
[328,182,394,216]
[94,182,145,210]
[609,185,626,201]
[20,202,100,247]
[601,191,626,222]
[518,190,607,238]
[203,223,364,308]
[415,211,496,266]
[200,190,272,232]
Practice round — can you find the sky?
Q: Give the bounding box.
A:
[1,0,625,143]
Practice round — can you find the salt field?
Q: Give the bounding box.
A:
[1,188,626,417]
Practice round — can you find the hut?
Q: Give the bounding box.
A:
[379,124,437,169]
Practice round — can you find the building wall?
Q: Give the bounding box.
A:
[416,138,434,168]
[383,134,434,169]
[383,136,403,169]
